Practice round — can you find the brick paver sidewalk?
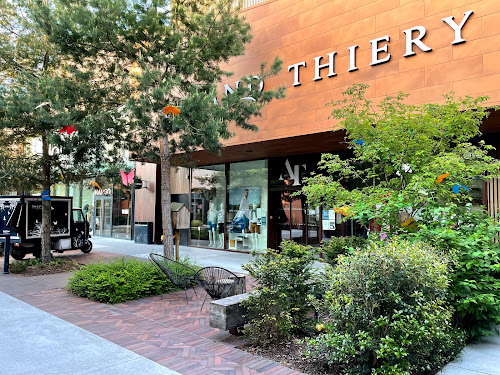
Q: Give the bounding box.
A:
[0,251,302,375]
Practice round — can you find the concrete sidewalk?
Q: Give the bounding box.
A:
[89,236,256,273]
[0,290,179,375]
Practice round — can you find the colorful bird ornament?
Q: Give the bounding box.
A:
[452,184,470,194]
[90,181,103,191]
[354,139,365,147]
[435,173,450,184]
[41,190,51,201]
[59,125,77,135]
[163,105,181,116]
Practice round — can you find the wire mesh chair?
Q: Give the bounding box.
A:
[149,253,197,303]
[194,266,239,310]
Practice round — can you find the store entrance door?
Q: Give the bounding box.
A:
[268,190,320,249]
[93,196,112,236]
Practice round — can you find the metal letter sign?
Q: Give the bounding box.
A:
[279,159,306,186]
[287,10,474,86]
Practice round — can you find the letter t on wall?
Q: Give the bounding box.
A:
[288,61,306,87]
[442,10,474,45]
[313,52,337,81]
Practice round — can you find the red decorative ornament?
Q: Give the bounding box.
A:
[60,125,77,135]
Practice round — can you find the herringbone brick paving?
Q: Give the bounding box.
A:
[0,250,303,375]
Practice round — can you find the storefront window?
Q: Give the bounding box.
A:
[190,165,226,248]
[227,160,268,252]
[112,184,133,239]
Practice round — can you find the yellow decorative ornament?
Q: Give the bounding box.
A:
[334,206,354,217]
[401,217,415,227]
[315,323,326,332]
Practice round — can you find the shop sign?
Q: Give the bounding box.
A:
[279,159,306,186]
[214,75,264,104]
[95,188,112,196]
[287,10,474,86]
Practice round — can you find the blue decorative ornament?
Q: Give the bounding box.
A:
[354,139,365,147]
[41,190,51,201]
[452,184,470,194]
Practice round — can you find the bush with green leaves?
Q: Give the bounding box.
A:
[304,239,465,375]
[320,236,367,265]
[9,257,76,274]
[403,203,500,339]
[67,257,197,304]
[242,241,316,345]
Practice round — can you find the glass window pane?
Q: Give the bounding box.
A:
[72,209,84,223]
[190,165,226,248]
[228,160,268,253]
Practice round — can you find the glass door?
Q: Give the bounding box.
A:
[93,196,112,236]
[269,190,320,249]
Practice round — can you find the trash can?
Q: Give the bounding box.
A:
[134,222,153,244]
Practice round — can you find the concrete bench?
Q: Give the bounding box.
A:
[209,293,249,334]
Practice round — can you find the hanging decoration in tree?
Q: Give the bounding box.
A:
[120,169,135,186]
[41,190,51,201]
[435,173,450,183]
[401,216,415,227]
[163,105,180,116]
[452,184,470,194]
[354,139,365,147]
[334,206,354,217]
[59,125,77,135]
[90,181,103,190]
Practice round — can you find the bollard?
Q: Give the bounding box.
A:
[2,235,10,274]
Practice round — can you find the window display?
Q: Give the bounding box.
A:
[190,165,226,248]
[227,160,268,252]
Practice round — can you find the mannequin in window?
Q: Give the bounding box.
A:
[207,200,217,247]
[249,203,260,250]
[217,203,225,248]
[239,189,250,231]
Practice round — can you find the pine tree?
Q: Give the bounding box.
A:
[39,0,285,258]
[0,0,124,262]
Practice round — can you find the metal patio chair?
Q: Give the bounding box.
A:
[149,253,197,303]
[194,266,239,310]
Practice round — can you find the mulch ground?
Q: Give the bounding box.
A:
[243,340,329,375]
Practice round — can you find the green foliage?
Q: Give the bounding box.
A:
[39,0,285,161]
[304,240,466,375]
[320,236,367,265]
[301,83,500,231]
[242,241,315,345]
[9,257,78,273]
[67,257,196,304]
[402,203,500,339]
[38,0,285,257]
[0,0,124,192]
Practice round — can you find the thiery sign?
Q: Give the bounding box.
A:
[287,10,474,87]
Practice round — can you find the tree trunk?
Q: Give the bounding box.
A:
[41,132,52,264]
[160,135,175,259]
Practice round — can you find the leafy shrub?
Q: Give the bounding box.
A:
[9,258,41,273]
[9,258,77,274]
[404,203,500,339]
[320,236,367,265]
[242,241,316,345]
[67,257,196,303]
[304,239,465,375]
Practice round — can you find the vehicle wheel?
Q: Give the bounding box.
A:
[11,248,26,260]
[81,241,92,253]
